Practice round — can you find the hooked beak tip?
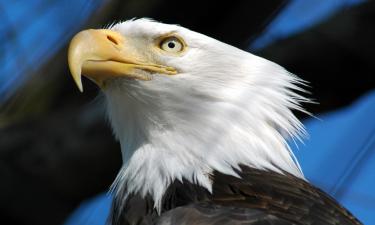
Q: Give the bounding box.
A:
[69,65,84,92]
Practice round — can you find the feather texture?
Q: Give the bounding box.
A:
[104,19,309,212]
[110,166,362,225]
[95,19,363,224]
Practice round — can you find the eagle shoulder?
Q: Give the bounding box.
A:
[156,202,292,225]
[110,166,362,225]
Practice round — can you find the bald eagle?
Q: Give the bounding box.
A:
[68,19,362,225]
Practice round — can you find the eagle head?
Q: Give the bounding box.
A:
[68,18,308,211]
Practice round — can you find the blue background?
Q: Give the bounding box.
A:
[1,0,373,224]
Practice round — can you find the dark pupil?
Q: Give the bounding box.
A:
[168,42,175,48]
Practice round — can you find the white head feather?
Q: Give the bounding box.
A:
[104,18,308,212]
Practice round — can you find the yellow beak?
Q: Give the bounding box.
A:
[67,29,177,92]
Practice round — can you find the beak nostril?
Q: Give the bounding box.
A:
[107,35,119,45]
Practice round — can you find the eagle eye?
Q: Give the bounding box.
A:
[160,36,184,53]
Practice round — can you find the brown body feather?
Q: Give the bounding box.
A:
[110,166,362,225]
